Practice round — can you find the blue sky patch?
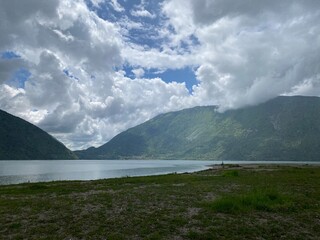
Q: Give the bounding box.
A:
[124,65,198,93]
[1,51,20,59]
[6,68,31,89]
[146,67,199,93]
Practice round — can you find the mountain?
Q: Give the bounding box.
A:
[0,109,77,160]
[75,96,320,161]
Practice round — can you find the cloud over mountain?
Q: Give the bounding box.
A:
[0,0,319,149]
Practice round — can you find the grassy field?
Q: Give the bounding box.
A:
[0,164,319,239]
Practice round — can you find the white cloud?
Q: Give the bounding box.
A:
[109,0,125,12]
[1,0,320,150]
[131,9,156,19]
[122,44,197,69]
[0,0,122,148]
[132,68,145,78]
[0,0,195,150]
[162,0,320,109]
[161,0,195,47]
[130,0,156,19]
[90,0,104,8]
[284,76,320,97]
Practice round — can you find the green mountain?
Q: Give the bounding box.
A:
[0,109,77,160]
[75,96,320,161]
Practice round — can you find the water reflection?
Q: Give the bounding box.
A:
[0,160,213,185]
[0,160,318,185]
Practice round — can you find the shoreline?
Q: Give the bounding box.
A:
[1,162,320,187]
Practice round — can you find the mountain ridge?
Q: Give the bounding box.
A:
[0,109,77,160]
[75,96,320,161]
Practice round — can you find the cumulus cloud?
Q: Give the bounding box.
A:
[161,0,195,47]
[0,0,196,149]
[109,0,125,12]
[122,44,196,69]
[0,0,59,49]
[1,0,319,150]
[132,68,145,78]
[191,0,320,25]
[162,0,320,109]
[0,0,121,148]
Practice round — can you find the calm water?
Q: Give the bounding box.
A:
[0,160,214,185]
[0,160,318,185]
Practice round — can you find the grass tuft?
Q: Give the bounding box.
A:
[222,170,239,177]
[204,188,292,213]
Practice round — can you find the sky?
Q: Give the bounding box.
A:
[0,0,320,150]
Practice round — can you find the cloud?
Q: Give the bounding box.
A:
[90,0,104,8]
[162,0,320,109]
[122,44,196,69]
[161,0,195,46]
[109,0,125,12]
[286,77,320,96]
[130,0,156,19]
[0,0,59,49]
[190,0,320,25]
[0,0,123,148]
[132,68,145,78]
[131,9,156,19]
[0,0,196,150]
[1,0,319,150]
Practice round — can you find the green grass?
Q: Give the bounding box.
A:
[204,188,292,213]
[0,165,320,239]
[222,169,239,177]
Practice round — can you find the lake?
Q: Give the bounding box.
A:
[0,160,214,185]
[0,160,318,185]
